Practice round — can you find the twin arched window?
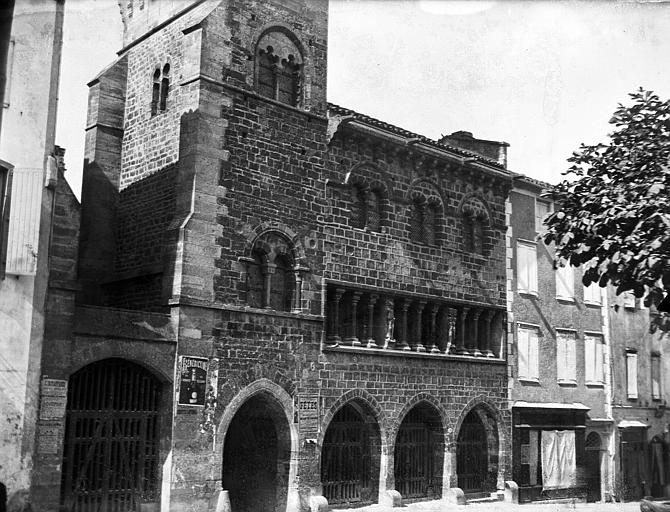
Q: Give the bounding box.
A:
[151,63,170,116]
[461,197,490,255]
[410,199,439,245]
[245,232,301,312]
[255,31,303,107]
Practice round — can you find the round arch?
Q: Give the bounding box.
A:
[214,379,299,512]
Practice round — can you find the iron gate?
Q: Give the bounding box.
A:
[321,405,371,505]
[456,412,487,492]
[61,359,161,512]
[394,408,440,499]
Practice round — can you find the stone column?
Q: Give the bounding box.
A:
[414,301,427,352]
[471,308,483,357]
[344,291,362,346]
[454,306,469,355]
[327,288,344,344]
[397,299,411,351]
[428,303,440,354]
[367,294,379,348]
[262,263,276,308]
[483,310,495,357]
[447,307,458,353]
[291,269,303,313]
[384,297,396,349]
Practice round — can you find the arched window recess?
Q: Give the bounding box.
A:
[255,30,304,107]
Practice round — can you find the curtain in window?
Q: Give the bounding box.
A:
[541,430,576,489]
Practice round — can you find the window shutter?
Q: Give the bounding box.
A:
[652,355,661,400]
[556,265,574,299]
[566,333,576,381]
[0,165,13,279]
[529,329,539,379]
[627,352,638,399]
[584,284,601,304]
[518,327,529,379]
[623,291,636,309]
[517,243,537,293]
[557,334,566,381]
[595,339,603,383]
[585,335,595,383]
[528,246,538,294]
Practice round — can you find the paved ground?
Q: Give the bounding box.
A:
[331,500,642,512]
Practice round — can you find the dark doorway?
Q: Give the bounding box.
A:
[620,428,647,501]
[456,409,490,493]
[61,358,161,512]
[321,402,381,505]
[585,432,602,502]
[222,393,291,512]
[650,436,667,498]
[394,403,444,500]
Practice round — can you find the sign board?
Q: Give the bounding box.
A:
[178,356,208,406]
[37,422,61,454]
[297,395,320,435]
[39,378,67,420]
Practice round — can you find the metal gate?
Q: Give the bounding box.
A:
[321,404,371,505]
[61,359,161,512]
[456,411,488,492]
[394,408,440,499]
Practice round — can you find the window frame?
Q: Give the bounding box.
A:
[556,329,577,385]
[517,324,540,382]
[583,283,602,306]
[535,198,552,234]
[626,349,638,400]
[516,240,538,295]
[584,333,604,386]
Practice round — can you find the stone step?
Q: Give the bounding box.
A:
[467,496,501,504]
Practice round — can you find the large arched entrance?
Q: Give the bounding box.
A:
[321,401,381,506]
[222,392,291,512]
[61,358,161,512]
[585,432,602,502]
[456,408,498,495]
[394,402,444,500]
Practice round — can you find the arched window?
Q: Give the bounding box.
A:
[410,199,424,243]
[245,232,303,312]
[461,196,490,255]
[368,189,382,232]
[151,63,170,116]
[409,197,439,245]
[255,31,303,107]
[351,184,367,229]
[423,202,438,245]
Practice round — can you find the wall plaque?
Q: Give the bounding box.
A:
[297,395,320,435]
[39,378,68,420]
[37,422,61,454]
[178,356,208,406]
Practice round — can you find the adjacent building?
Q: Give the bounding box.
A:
[507,176,613,503]
[0,0,64,506]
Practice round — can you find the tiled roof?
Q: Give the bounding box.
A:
[328,103,507,171]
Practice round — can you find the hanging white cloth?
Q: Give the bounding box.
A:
[541,430,576,489]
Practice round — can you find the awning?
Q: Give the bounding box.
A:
[617,420,649,429]
[513,401,590,411]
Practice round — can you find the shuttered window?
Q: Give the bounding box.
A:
[556,331,576,383]
[584,283,601,305]
[652,354,662,400]
[555,264,574,300]
[627,350,638,399]
[623,291,636,309]
[517,242,538,294]
[518,325,539,381]
[585,334,604,384]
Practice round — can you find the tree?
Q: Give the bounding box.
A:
[542,88,670,308]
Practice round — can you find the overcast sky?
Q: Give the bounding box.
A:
[55,0,670,199]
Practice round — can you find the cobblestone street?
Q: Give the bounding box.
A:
[332,501,643,512]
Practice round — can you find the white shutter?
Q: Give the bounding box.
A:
[556,334,567,381]
[623,291,636,309]
[566,333,576,381]
[529,329,540,380]
[595,339,604,383]
[556,265,574,299]
[652,355,661,399]
[627,352,638,399]
[584,284,601,304]
[517,243,529,292]
[585,335,595,383]
[528,246,538,294]
[518,327,529,379]
[5,167,43,275]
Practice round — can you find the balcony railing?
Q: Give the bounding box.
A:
[325,285,505,358]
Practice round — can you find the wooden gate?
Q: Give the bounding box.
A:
[394,408,441,499]
[585,432,601,502]
[61,359,161,512]
[456,411,488,493]
[321,404,372,505]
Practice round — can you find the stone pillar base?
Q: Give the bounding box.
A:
[309,495,328,512]
[443,487,465,505]
[379,490,402,507]
[504,481,519,504]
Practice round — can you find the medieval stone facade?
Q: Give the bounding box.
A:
[34,1,517,511]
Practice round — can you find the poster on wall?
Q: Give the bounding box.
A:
[178,356,208,406]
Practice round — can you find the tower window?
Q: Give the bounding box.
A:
[255,31,303,107]
[151,63,170,116]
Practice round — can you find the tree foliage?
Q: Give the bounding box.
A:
[542,88,670,306]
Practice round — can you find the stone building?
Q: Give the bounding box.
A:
[507,176,613,503]
[33,1,517,511]
[607,289,670,501]
[0,0,64,507]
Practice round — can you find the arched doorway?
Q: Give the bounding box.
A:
[61,358,161,512]
[394,402,444,500]
[321,401,381,506]
[650,435,667,498]
[585,432,602,502]
[456,408,497,495]
[222,392,291,512]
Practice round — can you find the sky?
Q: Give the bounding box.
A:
[55,0,670,199]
